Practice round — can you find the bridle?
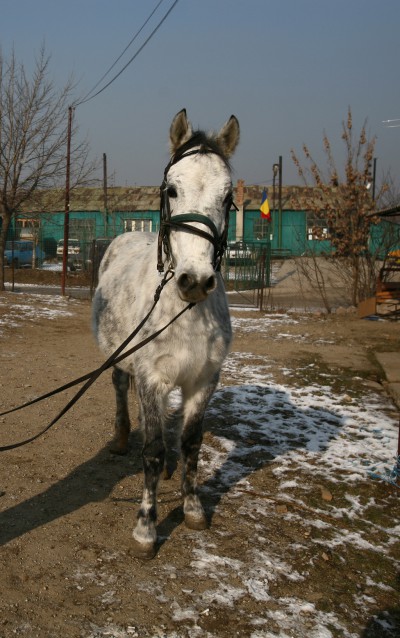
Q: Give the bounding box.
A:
[157,146,238,273]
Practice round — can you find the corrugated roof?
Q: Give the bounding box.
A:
[22,186,161,213]
[19,182,374,213]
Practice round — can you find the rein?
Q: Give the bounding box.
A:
[0,271,194,451]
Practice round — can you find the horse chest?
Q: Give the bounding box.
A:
[147,312,230,388]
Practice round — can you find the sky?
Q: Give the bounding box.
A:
[1,0,400,192]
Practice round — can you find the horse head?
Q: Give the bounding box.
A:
[159,109,240,303]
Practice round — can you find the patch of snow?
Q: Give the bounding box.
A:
[0,294,75,335]
[231,314,298,334]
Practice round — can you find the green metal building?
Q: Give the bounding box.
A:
[7,183,400,261]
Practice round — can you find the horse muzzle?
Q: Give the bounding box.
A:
[176,270,217,303]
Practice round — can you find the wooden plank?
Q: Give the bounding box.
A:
[376,291,400,301]
[358,297,376,318]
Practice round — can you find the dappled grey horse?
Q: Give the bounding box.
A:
[92,109,240,558]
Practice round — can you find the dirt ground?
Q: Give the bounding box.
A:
[3,266,92,289]
[0,288,399,638]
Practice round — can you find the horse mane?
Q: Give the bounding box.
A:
[172,130,232,170]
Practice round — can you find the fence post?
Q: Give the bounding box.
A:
[259,250,266,311]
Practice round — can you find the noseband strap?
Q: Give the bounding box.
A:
[157,148,237,273]
[162,214,220,248]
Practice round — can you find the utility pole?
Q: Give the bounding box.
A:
[272,158,283,249]
[272,163,279,216]
[278,156,283,249]
[372,157,377,201]
[103,153,108,236]
[61,105,73,296]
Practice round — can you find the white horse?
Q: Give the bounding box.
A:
[92,109,240,558]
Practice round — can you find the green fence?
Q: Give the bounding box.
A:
[219,241,271,308]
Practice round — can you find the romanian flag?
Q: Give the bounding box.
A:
[260,188,271,221]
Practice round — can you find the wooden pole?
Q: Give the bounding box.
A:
[103,153,108,236]
[278,155,283,250]
[61,106,73,296]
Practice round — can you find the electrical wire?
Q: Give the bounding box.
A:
[78,0,166,105]
[382,118,400,128]
[76,0,179,107]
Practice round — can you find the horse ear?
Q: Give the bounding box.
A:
[170,109,193,154]
[216,115,240,158]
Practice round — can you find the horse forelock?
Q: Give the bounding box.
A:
[170,131,232,172]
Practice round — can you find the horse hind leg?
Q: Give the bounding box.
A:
[162,403,182,480]
[110,367,131,455]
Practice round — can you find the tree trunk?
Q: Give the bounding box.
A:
[351,256,360,306]
[0,211,12,292]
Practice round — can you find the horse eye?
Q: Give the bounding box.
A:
[167,186,177,198]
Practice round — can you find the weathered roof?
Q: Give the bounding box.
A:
[242,184,326,210]
[22,186,161,213]
[20,184,323,213]
[19,182,377,214]
[376,204,400,223]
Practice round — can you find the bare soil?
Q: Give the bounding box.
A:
[0,289,399,638]
[3,266,91,289]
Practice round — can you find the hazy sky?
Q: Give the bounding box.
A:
[1,0,400,191]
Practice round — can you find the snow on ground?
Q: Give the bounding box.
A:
[219,353,397,483]
[230,314,299,334]
[0,293,75,335]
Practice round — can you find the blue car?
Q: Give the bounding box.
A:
[4,240,45,268]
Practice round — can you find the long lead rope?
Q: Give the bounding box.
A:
[0,272,194,451]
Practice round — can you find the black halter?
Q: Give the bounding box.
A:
[157,146,237,273]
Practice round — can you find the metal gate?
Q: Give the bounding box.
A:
[221,241,271,308]
[89,238,112,296]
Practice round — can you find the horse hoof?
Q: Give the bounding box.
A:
[131,539,157,560]
[109,439,129,455]
[185,513,208,530]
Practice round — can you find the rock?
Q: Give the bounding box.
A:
[275,504,288,514]
[320,486,333,501]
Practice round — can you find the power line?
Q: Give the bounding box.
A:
[78,0,166,105]
[382,118,400,128]
[76,0,179,107]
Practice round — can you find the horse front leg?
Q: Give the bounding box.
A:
[110,367,131,454]
[132,381,167,559]
[181,381,217,531]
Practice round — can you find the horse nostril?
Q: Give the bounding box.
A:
[177,273,193,293]
[177,272,216,300]
[205,275,216,292]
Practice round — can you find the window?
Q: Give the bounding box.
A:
[307,212,329,241]
[69,218,95,241]
[17,217,39,240]
[124,219,153,232]
[253,219,272,241]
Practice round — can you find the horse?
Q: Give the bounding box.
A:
[92,109,240,558]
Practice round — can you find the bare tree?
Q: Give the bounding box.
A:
[291,108,394,309]
[379,171,400,210]
[0,45,95,290]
